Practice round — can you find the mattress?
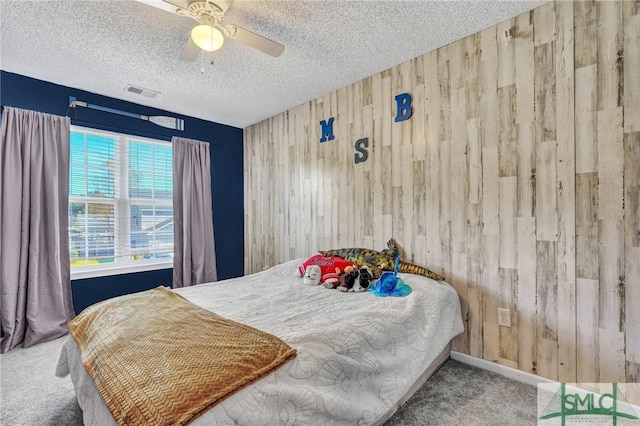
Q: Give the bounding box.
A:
[56,259,464,425]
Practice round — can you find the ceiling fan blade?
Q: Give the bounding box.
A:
[179,37,200,61]
[161,0,190,9]
[212,0,233,14]
[135,0,185,14]
[227,25,284,57]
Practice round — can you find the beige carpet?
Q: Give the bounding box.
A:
[0,336,83,426]
[384,358,538,425]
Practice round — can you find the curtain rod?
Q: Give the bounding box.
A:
[67,96,184,131]
[69,119,224,149]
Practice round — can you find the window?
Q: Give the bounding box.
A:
[69,126,173,279]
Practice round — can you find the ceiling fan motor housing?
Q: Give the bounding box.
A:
[177,1,225,24]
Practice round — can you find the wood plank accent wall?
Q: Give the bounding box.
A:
[244,0,640,384]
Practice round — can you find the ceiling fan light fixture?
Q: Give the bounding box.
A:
[191,24,224,52]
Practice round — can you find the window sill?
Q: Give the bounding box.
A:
[71,260,173,280]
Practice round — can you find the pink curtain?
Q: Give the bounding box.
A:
[172,137,217,287]
[0,106,74,353]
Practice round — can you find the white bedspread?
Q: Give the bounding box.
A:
[56,259,463,425]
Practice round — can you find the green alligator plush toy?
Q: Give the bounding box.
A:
[319,239,445,281]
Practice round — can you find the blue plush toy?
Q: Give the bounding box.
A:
[369,256,412,297]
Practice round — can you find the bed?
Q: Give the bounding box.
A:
[56,259,464,425]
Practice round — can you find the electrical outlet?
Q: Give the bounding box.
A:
[498,308,511,327]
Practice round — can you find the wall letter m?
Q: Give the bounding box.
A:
[319,117,335,142]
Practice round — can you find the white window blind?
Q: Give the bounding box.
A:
[69,126,173,279]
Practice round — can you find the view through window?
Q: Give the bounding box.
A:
[69,126,173,277]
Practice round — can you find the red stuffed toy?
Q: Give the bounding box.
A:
[296,254,355,286]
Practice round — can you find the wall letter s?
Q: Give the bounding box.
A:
[354,138,369,164]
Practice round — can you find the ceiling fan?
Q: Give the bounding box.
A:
[158,0,285,60]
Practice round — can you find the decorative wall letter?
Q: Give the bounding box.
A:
[319,117,335,142]
[394,93,413,122]
[354,138,369,163]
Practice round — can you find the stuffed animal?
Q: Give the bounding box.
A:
[353,266,373,292]
[370,256,412,297]
[301,265,321,285]
[325,265,353,289]
[297,254,355,286]
[319,238,445,281]
[338,266,374,292]
[323,279,341,290]
[337,266,359,292]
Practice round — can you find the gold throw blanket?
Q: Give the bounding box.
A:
[69,286,297,426]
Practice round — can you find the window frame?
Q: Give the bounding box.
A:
[69,125,174,280]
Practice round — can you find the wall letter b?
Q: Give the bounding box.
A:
[394,93,413,122]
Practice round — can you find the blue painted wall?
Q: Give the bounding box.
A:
[0,70,244,313]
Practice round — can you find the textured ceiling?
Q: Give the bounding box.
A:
[1,0,540,129]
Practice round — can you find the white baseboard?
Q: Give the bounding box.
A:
[450,351,555,387]
[451,351,640,414]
